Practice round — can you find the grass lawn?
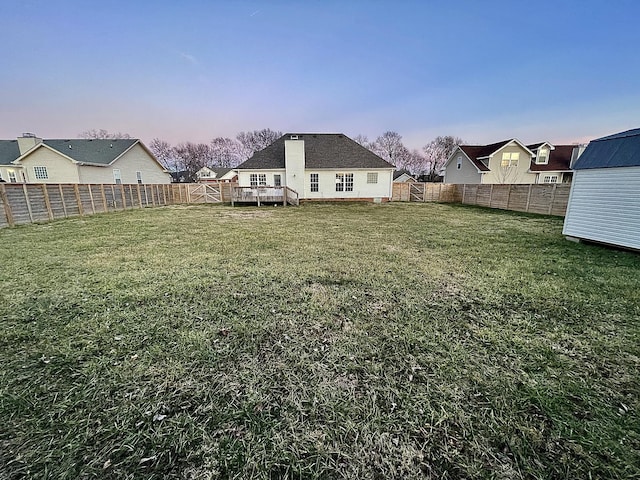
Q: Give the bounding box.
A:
[1,202,639,479]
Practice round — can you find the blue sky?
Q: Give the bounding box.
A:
[1,0,639,149]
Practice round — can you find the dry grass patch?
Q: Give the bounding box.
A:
[1,202,639,479]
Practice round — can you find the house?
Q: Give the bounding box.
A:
[393,169,416,183]
[170,170,190,183]
[235,133,395,201]
[563,128,640,251]
[196,167,237,183]
[443,139,581,184]
[0,133,170,184]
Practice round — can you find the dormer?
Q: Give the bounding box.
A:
[532,142,555,165]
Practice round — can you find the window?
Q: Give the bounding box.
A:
[536,148,549,164]
[310,173,319,192]
[457,156,462,170]
[501,152,519,168]
[367,172,378,184]
[136,171,143,184]
[113,169,122,184]
[33,166,48,180]
[8,170,17,183]
[274,174,281,187]
[543,175,558,183]
[200,170,211,178]
[336,173,353,192]
[250,173,267,186]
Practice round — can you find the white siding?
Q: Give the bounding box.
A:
[79,143,170,184]
[237,169,286,187]
[303,169,393,199]
[563,166,640,250]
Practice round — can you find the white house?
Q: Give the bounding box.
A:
[196,166,237,183]
[235,133,395,201]
[393,169,416,183]
[563,128,640,251]
[0,133,170,184]
[444,139,579,184]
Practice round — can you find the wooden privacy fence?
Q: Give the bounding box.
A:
[0,181,571,228]
[392,182,462,203]
[392,182,570,216]
[459,183,570,216]
[0,183,174,228]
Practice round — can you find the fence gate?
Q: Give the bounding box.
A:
[189,184,222,203]
[409,182,425,202]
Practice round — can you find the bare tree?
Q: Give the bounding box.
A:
[370,131,408,166]
[352,134,372,148]
[236,129,282,157]
[79,129,132,139]
[149,138,178,171]
[422,135,464,182]
[210,137,245,167]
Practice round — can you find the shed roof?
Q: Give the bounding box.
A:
[237,133,394,170]
[573,128,640,170]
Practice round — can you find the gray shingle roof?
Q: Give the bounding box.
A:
[43,139,138,165]
[0,141,21,165]
[0,138,139,166]
[237,134,394,170]
[573,128,640,169]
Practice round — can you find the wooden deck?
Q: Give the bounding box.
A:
[231,186,299,206]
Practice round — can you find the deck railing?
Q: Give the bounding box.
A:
[231,186,299,206]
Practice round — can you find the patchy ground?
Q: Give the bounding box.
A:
[1,203,638,479]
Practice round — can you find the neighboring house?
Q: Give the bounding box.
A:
[444,139,582,184]
[235,133,394,201]
[563,128,640,251]
[196,167,237,183]
[0,133,170,184]
[393,169,416,182]
[170,170,190,183]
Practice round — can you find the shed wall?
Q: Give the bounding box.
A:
[562,166,640,250]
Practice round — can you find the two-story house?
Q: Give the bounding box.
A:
[443,139,582,184]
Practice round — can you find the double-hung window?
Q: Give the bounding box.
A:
[310,173,319,192]
[501,152,519,168]
[274,174,281,187]
[336,173,354,192]
[536,148,548,164]
[250,173,258,186]
[543,175,558,183]
[8,170,17,183]
[113,169,122,184]
[136,171,143,184]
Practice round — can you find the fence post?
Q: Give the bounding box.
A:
[87,185,97,214]
[73,184,84,216]
[548,184,557,215]
[59,184,69,217]
[0,184,15,226]
[525,185,532,213]
[100,184,108,212]
[489,184,494,207]
[22,184,34,223]
[42,184,54,220]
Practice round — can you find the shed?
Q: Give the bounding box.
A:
[563,128,640,251]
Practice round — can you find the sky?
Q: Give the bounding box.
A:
[1,0,639,150]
